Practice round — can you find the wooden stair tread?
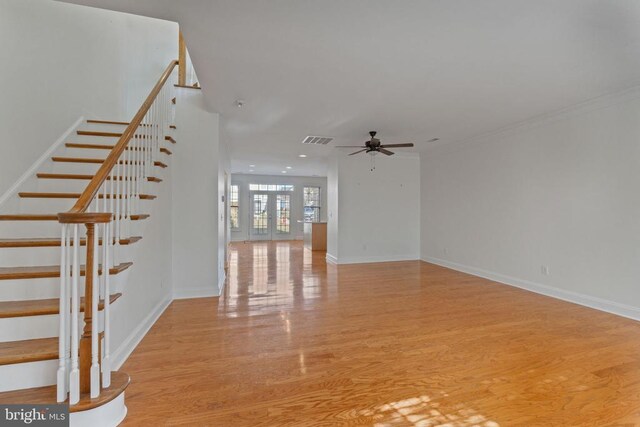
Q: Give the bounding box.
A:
[0,262,132,280]
[165,136,176,144]
[0,337,58,365]
[37,173,162,182]
[0,293,122,319]
[86,119,154,127]
[77,130,128,138]
[19,192,156,200]
[0,236,141,248]
[0,214,149,221]
[0,371,130,412]
[65,143,172,155]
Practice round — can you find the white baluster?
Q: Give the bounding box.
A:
[90,222,100,398]
[102,221,112,387]
[56,224,68,402]
[64,227,71,393]
[69,224,80,405]
[114,156,121,263]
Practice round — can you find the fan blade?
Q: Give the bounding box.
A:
[336,145,367,148]
[379,143,414,148]
[378,148,394,156]
[348,149,368,156]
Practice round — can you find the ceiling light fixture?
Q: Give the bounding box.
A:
[286,166,292,169]
[298,154,307,158]
[249,164,255,167]
[235,99,245,108]
[281,171,287,174]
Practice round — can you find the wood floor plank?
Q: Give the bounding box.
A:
[117,241,640,426]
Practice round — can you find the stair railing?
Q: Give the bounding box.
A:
[56,60,178,404]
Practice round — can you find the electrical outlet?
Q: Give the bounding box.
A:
[541,265,549,275]
[443,247,449,255]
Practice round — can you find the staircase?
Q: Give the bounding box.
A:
[0,60,179,426]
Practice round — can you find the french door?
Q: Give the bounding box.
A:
[249,192,292,241]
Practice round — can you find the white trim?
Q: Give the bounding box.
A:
[173,286,219,300]
[336,254,419,265]
[0,116,84,207]
[217,270,226,296]
[423,256,640,322]
[325,253,338,264]
[111,296,171,370]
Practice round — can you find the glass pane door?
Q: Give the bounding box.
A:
[273,194,291,240]
[250,193,271,240]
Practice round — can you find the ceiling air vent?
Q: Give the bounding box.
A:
[302,136,333,145]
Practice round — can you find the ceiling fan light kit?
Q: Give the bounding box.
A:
[335,131,416,170]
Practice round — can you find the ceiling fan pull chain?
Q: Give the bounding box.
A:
[370,155,375,171]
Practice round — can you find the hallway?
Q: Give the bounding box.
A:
[121,241,640,426]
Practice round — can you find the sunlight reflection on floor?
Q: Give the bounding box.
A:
[361,394,499,427]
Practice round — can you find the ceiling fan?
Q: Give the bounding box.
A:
[336,131,414,156]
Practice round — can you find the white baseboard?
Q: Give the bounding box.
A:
[112,296,172,370]
[423,256,640,322]
[217,270,226,296]
[173,286,219,300]
[336,254,420,265]
[0,116,84,207]
[325,253,338,264]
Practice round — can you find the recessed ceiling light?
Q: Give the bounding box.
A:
[286,166,292,169]
[281,171,287,174]
[249,169,254,172]
[249,164,256,167]
[298,154,307,158]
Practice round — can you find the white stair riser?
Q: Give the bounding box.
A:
[0,315,59,341]
[0,360,57,392]
[0,222,62,238]
[17,198,156,215]
[36,177,161,194]
[0,311,105,342]
[50,162,167,177]
[0,244,136,268]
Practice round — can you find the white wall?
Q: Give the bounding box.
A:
[326,158,339,259]
[421,88,640,319]
[0,0,177,197]
[172,88,222,298]
[230,174,328,242]
[327,153,421,264]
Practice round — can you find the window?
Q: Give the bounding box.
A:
[303,187,321,222]
[230,185,239,230]
[248,184,294,192]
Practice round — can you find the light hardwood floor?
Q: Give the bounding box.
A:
[121,241,640,426]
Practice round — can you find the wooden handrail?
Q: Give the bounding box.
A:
[64,60,178,216]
